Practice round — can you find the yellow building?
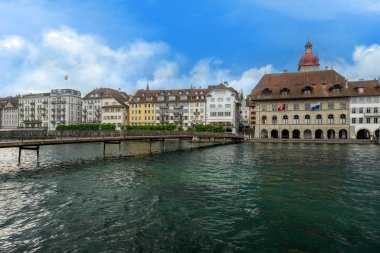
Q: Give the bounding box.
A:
[128,89,157,126]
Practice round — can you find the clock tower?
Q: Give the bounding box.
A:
[298,40,320,72]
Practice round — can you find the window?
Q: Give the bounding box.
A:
[283,115,288,124]
[210,104,216,108]
[293,115,299,124]
[304,103,310,110]
[217,98,223,102]
[374,107,378,113]
[366,118,371,124]
[218,104,222,109]
[367,97,372,103]
[262,116,267,124]
[211,98,215,102]
[328,102,334,110]
[305,115,310,124]
[352,97,356,103]
[225,112,231,116]
[374,118,378,124]
[272,104,277,111]
[225,104,231,108]
[262,105,267,111]
[359,107,363,113]
[272,116,277,125]
[359,118,363,124]
[293,104,299,110]
[328,114,334,124]
[226,98,231,102]
[218,112,223,117]
[352,108,356,114]
[316,115,322,124]
[340,114,346,124]
[352,118,356,124]
[280,88,289,95]
[366,107,371,113]
[340,102,347,109]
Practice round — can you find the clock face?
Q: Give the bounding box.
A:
[306,48,312,53]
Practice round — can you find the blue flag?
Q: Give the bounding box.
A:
[311,102,321,111]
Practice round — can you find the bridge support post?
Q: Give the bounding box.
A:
[103,140,122,157]
[18,145,40,165]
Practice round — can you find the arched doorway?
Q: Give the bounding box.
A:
[261,129,268,138]
[375,129,379,139]
[315,129,324,139]
[271,129,278,138]
[292,129,300,139]
[327,129,335,139]
[357,129,370,139]
[339,129,348,139]
[304,129,312,139]
[282,129,289,139]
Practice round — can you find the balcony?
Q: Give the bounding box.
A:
[43,101,48,104]
[364,112,380,117]
[24,119,42,124]
[193,111,200,116]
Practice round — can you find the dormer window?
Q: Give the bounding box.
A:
[280,88,289,96]
[302,86,313,95]
[356,87,364,93]
[262,88,272,96]
[332,84,341,93]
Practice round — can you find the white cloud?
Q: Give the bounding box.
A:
[0,27,268,97]
[328,44,380,80]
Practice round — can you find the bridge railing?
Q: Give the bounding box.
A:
[0,130,243,141]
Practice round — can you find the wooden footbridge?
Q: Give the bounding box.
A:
[0,130,244,164]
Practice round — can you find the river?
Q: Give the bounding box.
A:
[0,142,379,252]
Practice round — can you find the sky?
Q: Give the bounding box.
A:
[1,0,380,97]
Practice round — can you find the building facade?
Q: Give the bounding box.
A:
[49,89,82,130]
[205,83,240,133]
[19,93,50,129]
[1,97,19,129]
[250,40,352,139]
[348,80,380,139]
[82,88,129,127]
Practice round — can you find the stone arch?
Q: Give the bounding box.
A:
[339,129,347,139]
[282,129,289,139]
[292,129,300,139]
[356,129,370,139]
[327,129,335,139]
[304,129,312,139]
[261,129,268,138]
[271,129,278,138]
[315,129,324,139]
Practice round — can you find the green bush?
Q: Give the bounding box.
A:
[56,124,116,131]
[194,124,226,132]
[125,124,180,131]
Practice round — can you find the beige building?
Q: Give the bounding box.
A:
[250,40,352,139]
[82,88,129,128]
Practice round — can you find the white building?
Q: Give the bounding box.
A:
[50,89,82,130]
[19,89,81,130]
[19,93,50,129]
[205,83,240,133]
[1,97,19,129]
[348,80,380,139]
[240,99,250,131]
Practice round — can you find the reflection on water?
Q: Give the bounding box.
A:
[0,142,379,252]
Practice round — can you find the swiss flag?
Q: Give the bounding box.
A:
[277,104,285,111]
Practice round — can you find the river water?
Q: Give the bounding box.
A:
[0,141,379,252]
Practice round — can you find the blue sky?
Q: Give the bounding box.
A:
[1,0,380,97]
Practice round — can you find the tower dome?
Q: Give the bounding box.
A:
[298,40,320,72]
